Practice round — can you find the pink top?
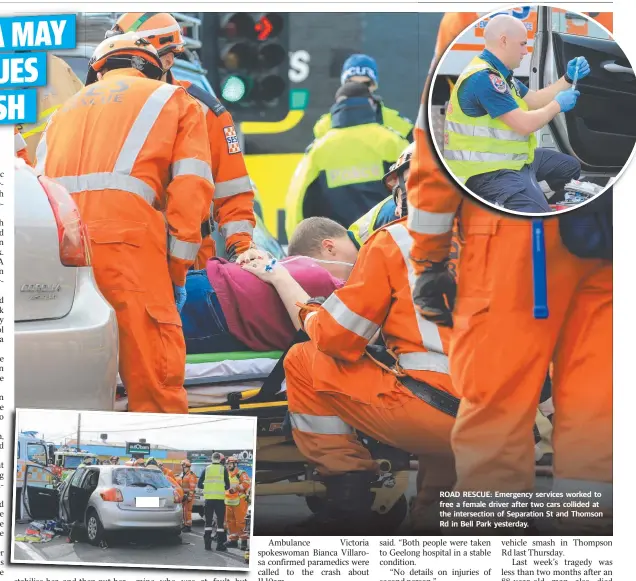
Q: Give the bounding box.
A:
[206,257,345,351]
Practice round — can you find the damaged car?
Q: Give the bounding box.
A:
[21,464,183,546]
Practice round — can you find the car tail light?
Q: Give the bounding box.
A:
[39,176,91,267]
[100,488,124,502]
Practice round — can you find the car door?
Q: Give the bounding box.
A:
[65,467,88,522]
[22,465,59,520]
[533,8,636,173]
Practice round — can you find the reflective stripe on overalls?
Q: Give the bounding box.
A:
[203,464,225,500]
[443,57,537,183]
[35,84,213,264]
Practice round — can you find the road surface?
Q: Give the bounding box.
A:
[13,513,248,570]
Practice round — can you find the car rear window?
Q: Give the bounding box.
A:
[191,463,208,478]
[112,468,172,488]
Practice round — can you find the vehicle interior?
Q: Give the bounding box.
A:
[532,8,635,180]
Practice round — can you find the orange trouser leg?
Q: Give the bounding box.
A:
[183,498,193,526]
[284,341,455,477]
[450,219,609,492]
[194,235,215,270]
[226,505,239,540]
[551,263,612,499]
[237,499,249,540]
[82,200,188,414]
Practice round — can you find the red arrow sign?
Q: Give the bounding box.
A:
[255,16,273,41]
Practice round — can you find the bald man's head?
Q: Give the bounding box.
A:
[483,14,529,70]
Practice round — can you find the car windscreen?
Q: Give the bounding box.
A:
[112,468,172,489]
[63,456,84,469]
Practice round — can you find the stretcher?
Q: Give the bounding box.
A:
[123,348,412,532]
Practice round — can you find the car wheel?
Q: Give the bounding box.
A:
[168,527,182,537]
[86,509,104,546]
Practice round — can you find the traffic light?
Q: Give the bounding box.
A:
[202,13,290,122]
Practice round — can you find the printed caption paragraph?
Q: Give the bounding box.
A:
[257,538,613,580]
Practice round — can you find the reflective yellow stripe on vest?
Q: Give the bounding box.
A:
[444,57,537,183]
[203,464,225,500]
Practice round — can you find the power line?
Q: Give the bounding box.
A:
[73,417,242,434]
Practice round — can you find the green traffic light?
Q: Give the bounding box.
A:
[221,76,248,102]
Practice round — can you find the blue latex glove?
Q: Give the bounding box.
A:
[555,89,580,113]
[174,285,187,313]
[566,56,590,83]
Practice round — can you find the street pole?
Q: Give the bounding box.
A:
[76,413,81,452]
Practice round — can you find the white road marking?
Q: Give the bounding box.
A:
[15,541,45,562]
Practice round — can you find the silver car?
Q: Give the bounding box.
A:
[15,159,118,410]
[22,464,182,546]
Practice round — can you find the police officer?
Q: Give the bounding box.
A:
[198,452,230,551]
[348,143,414,248]
[444,14,588,213]
[286,82,408,239]
[314,54,414,141]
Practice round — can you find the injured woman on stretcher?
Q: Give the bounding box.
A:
[115,217,359,409]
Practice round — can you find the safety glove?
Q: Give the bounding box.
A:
[565,56,590,83]
[555,89,580,113]
[174,285,187,313]
[412,260,456,328]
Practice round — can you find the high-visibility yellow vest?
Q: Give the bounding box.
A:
[203,464,225,500]
[444,56,537,183]
[225,470,244,506]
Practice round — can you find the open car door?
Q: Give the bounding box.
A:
[22,464,60,520]
[533,8,636,176]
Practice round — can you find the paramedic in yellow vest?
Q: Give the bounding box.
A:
[286,82,408,239]
[199,452,230,552]
[314,54,414,142]
[444,14,586,213]
[224,456,251,550]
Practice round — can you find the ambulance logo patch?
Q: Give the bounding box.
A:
[489,74,508,94]
[223,126,241,154]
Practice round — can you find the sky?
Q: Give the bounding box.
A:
[16,409,257,451]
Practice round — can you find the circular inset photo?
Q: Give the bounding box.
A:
[429,6,633,217]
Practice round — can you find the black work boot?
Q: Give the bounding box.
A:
[216,530,228,552]
[287,471,377,536]
[225,539,238,548]
[182,525,192,533]
[239,539,248,551]
[203,531,213,551]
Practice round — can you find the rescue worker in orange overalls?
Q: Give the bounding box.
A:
[177,459,198,532]
[224,456,251,549]
[434,12,479,60]
[35,35,214,414]
[105,13,259,266]
[407,18,612,529]
[250,217,459,533]
[15,127,30,164]
[147,457,184,502]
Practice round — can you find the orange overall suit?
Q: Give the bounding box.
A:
[284,218,459,523]
[225,464,251,543]
[171,78,256,266]
[406,35,612,500]
[177,469,198,527]
[35,68,214,414]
